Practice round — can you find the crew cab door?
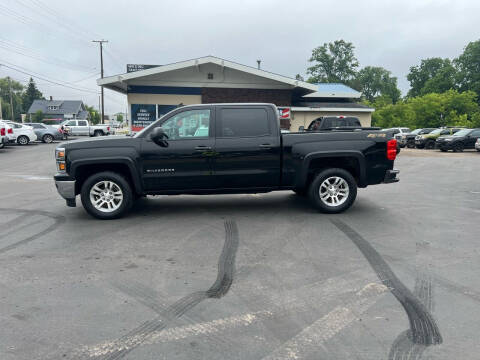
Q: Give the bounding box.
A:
[64,120,77,135]
[77,120,89,135]
[139,107,215,191]
[214,106,281,188]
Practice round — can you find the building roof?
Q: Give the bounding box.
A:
[97,55,318,94]
[291,102,374,113]
[303,83,362,99]
[28,100,85,115]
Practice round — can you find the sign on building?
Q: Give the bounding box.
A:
[126,64,161,73]
[131,104,156,131]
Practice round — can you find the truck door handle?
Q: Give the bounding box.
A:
[195,145,212,150]
[259,144,273,148]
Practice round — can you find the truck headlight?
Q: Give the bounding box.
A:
[55,147,66,173]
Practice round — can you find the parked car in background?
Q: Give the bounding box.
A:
[415,127,462,149]
[301,116,362,131]
[476,138,480,152]
[404,128,436,148]
[0,122,6,149]
[436,128,480,152]
[24,123,66,143]
[383,128,412,147]
[0,121,16,144]
[2,121,37,145]
[62,119,111,137]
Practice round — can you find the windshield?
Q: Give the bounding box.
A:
[401,128,411,133]
[410,129,422,135]
[453,129,471,136]
[429,128,443,135]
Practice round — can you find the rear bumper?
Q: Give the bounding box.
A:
[383,169,400,183]
[54,178,76,207]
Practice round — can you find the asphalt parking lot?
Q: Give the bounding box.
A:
[1,143,479,360]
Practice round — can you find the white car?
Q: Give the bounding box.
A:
[0,121,15,144]
[1,121,37,145]
[383,127,412,147]
[0,122,7,149]
[476,138,480,152]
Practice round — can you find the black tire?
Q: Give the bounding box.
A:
[440,149,448,152]
[453,142,464,152]
[43,134,54,143]
[406,141,416,148]
[0,142,4,149]
[416,144,425,149]
[80,171,133,220]
[425,140,435,150]
[93,130,103,137]
[17,135,29,145]
[308,168,357,214]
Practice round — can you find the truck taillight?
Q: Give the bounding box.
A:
[7,128,13,134]
[107,126,110,131]
[0,128,5,136]
[387,139,397,160]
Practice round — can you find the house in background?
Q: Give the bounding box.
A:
[27,98,90,123]
[97,56,374,131]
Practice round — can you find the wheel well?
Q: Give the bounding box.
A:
[74,163,136,195]
[305,157,360,188]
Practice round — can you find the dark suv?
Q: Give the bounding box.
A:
[415,128,463,149]
[436,128,480,152]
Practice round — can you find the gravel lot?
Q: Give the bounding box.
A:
[0,143,479,360]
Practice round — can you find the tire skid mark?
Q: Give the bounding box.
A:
[90,219,239,360]
[0,208,65,255]
[111,281,239,352]
[78,269,379,357]
[331,219,442,346]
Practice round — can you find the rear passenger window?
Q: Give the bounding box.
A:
[470,130,480,137]
[78,121,88,126]
[219,108,270,137]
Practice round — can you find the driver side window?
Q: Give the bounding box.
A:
[161,109,211,140]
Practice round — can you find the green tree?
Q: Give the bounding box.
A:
[355,66,401,103]
[0,77,24,120]
[32,110,44,123]
[116,113,124,123]
[371,90,480,129]
[22,77,44,113]
[295,74,304,81]
[455,39,480,101]
[85,105,100,125]
[407,58,456,97]
[307,40,359,83]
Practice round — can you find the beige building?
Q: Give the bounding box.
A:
[98,56,374,131]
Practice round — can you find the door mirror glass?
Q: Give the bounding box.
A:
[150,127,169,147]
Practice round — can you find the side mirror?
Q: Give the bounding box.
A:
[298,126,305,132]
[150,127,169,147]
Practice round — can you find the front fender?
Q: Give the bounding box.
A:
[69,157,142,194]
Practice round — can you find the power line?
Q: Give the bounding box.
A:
[0,62,100,94]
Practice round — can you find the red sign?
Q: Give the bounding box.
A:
[279,108,290,119]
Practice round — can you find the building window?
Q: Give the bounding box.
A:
[48,106,59,110]
[207,73,214,80]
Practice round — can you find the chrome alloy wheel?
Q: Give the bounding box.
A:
[319,176,349,207]
[89,181,123,213]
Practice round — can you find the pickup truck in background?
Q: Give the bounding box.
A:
[299,116,362,131]
[62,119,111,137]
[53,103,399,219]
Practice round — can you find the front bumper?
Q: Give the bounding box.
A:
[383,169,400,183]
[475,142,480,151]
[436,141,453,150]
[54,178,76,207]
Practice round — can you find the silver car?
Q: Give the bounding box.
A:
[24,123,66,143]
[476,138,480,152]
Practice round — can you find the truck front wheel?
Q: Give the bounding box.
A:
[80,171,133,219]
[308,168,357,214]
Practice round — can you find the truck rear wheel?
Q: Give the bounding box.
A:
[308,168,357,214]
[93,130,103,137]
[80,171,133,219]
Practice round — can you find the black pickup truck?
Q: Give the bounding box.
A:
[54,103,399,219]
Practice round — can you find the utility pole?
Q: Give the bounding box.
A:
[0,93,2,119]
[8,77,14,121]
[92,39,108,124]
